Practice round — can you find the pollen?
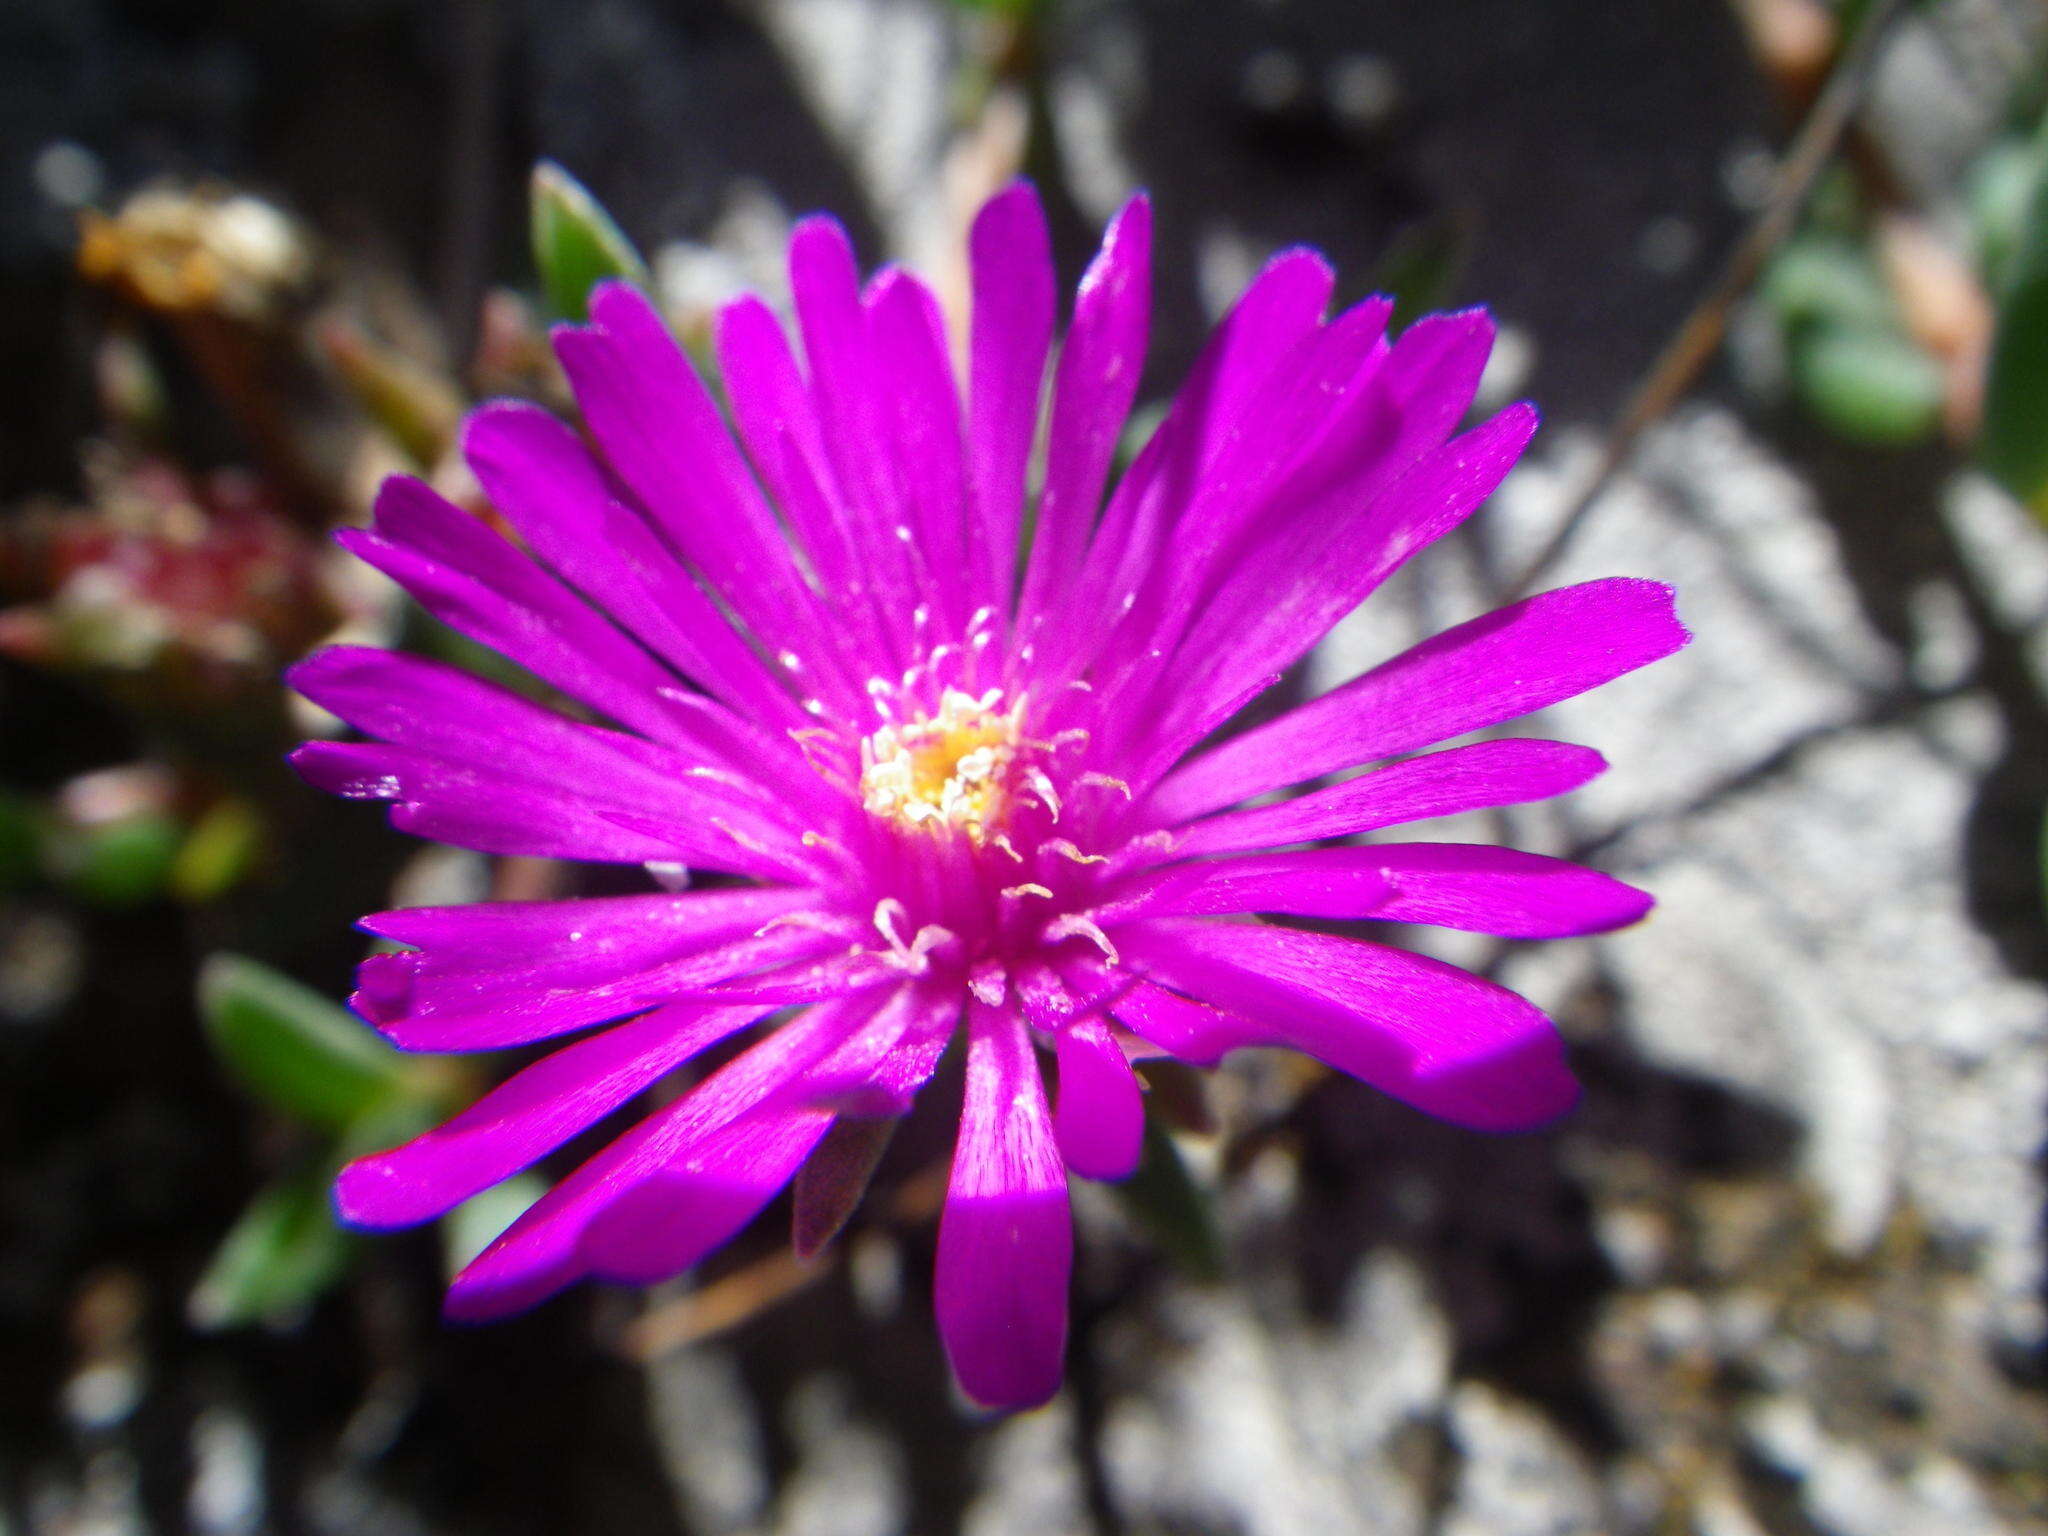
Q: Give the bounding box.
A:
[859,687,1025,840]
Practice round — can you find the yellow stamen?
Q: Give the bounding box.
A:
[859,688,1025,841]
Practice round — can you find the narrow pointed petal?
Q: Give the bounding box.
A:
[1153,577,1690,820]
[1100,850,1397,922]
[936,1001,1071,1410]
[554,282,832,664]
[1164,738,1606,861]
[1116,922,1578,1131]
[1121,294,1396,647]
[1053,1018,1145,1181]
[579,1105,834,1285]
[353,478,698,748]
[1016,194,1151,637]
[363,925,850,1053]
[462,401,827,734]
[788,218,923,655]
[1361,843,1653,936]
[577,982,938,1280]
[1127,404,1541,789]
[335,1001,764,1228]
[289,741,709,866]
[358,885,815,960]
[1103,844,1648,936]
[444,992,886,1319]
[353,886,828,1048]
[1048,247,1333,678]
[966,182,1055,616]
[867,269,973,635]
[714,295,872,639]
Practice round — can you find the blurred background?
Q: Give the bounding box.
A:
[5,0,2048,1531]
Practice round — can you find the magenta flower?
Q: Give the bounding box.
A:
[290,183,1687,1409]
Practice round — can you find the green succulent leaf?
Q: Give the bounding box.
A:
[1761,235,1897,333]
[198,953,411,1132]
[170,797,265,904]
[1983,112,2048,510]
[55,814,182,909]
[1111,1110,1226,1282]
[189,1163,354,1330]
[1792,322,1944,447]
[530,159,650,323]
[1969,133,2040,292]
[441,1174,548,1276]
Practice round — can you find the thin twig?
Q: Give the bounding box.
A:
[1503,0,1909,600]
[620,1248,831,1362]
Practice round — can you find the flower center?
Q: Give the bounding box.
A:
[859,687,1023,841]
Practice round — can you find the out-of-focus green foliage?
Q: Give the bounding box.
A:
[54,813,184,908]
[1793,324,1945,447]
[1761,235,1896,332]
[193,954,498,1327]
[1372,215,1475,334]
[169,796,264,903]
[189,1163,355,1329]
[199,952,412,1133]
[443,1174,547,1275]
[1982,115,2048,511]
[1112,1109,1226,1282]
[530,160,649,323]
[1762,232,1943,448]
[1970,132,2040,293]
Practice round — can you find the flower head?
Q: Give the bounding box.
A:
[290,183,1688,1410]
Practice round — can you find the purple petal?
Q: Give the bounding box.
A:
[578,981,943,1280]
[1045,247,1333,681]
[1164,739,1606,860]
[935,1001,1071,1410]
[1116,922,1578,1131]
[358,885,816,960]
[866,269,973,636]
[1101,850,1397,922]
[354,885,824,1042]
[445,991,887,1319]
[461,401,834,734]
[1362,843,1653,936]
[788,218,925,660]
[1016,194,1151,640]
[335,1001,766,1228]
[578,1105,834,1284]
[290,741,703,865]
[713,294,875,648]
[1153,577,1690,820]
[795,983,961,1117]
[1053,1018,1144,1181]
[353,479,700,749]
[966,182,1055,617]
[1108,294,1396,668]
[287,648,812,878]
[1107,981,1259,1067]
[552,283,832,667]
[1103,844,1649,936]
[362,924,851,1052]
[1123,403,1541,791]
